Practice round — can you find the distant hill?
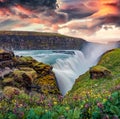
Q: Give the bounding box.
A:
[0,31,87,50]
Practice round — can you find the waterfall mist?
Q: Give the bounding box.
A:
[53,43,118,95]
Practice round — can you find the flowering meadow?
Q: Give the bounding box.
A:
[0,90,120,119]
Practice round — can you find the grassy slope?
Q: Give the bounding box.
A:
[0,31,83,40]
[65,48,120,100]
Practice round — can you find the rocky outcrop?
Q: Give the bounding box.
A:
[0,50,60,96]
[90,65,111,79]
[0,49,14,61]
[0,31,87,50]
[3,86,21,97]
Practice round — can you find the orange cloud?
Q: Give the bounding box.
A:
[0,8,11,16]
[92,0,119,18]
[100,0,118,4]
[14,5,32,15]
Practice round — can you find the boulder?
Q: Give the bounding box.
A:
[90,65,111,79]
[0,49,14,62]
[3,86,21,97]
[13,56,37,67]
[2,68,37,91]
[0,49,15,69]
[34,74,60,94]
[32,62,60,94]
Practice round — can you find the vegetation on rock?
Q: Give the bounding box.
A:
[90,65,111,79]
[0,50,60,97]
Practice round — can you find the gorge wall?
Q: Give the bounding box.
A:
[0,31,86,50]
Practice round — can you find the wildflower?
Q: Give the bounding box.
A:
[103,99,107,103]
[80,105,83,108]
[13,108,17,114]
[45,109,48,112]
[102,114,109,119]
[19,104,23,107]
[16,103,19,108]
[65,107,70,111]
[20,112,24,117]
[53,101,57,105]
[0,103,2,108]
[52,98,56,100]
[14,89,20,95]
[48,102,52,107]
[85,103,89,108]
[113,115,119,119]
[97,102,103,109]
[40,95,44,101]
[12,99,16,103]
[73,96,78,100]
[95,84,98,87]
[58,95,63,101]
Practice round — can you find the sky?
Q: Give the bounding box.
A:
[0,0,120,43]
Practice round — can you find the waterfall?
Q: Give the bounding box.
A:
[52,43,118,95]
[14,42,119,96]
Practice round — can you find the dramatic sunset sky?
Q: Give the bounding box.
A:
[0,0,120,43]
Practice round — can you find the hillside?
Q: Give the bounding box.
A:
[66,48,120,99]
[0,31,86,50]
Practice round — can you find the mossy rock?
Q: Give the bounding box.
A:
[0,53,60,95]
[32,62,52,74]
[34,74,60,94]
[90,65,111,79]
[2,68,37,90]
[3,86,21,97]
[14,56,37,67]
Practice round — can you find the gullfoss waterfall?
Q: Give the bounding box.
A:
[15,43,118,95]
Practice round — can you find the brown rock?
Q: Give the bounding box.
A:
[90,65,111,79]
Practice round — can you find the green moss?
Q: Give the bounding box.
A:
[3,86,21,97]
[98,48,120,72]
[0,31,73,38]
[90,65,111,72]
[18,56,37,64]
[2,77,14,84]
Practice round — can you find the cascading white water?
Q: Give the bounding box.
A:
[52,43,118,95]
[14,42,118,96]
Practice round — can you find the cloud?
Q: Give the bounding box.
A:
[0,0,57,17]
[0,0,68,30]
[0,19,19,30]
[0,0,120,43]
[59,0,96,20]
[91,0,120,25]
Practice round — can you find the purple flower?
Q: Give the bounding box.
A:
[97,102,103,109]
[85,103,89,108]
[14,89,20,95]
[48,102,52,107]
[13,108,17,114]
[19,112,24,117]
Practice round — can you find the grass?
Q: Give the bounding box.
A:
[0,31,82,39]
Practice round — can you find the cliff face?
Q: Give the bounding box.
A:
[0,31,87,50]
